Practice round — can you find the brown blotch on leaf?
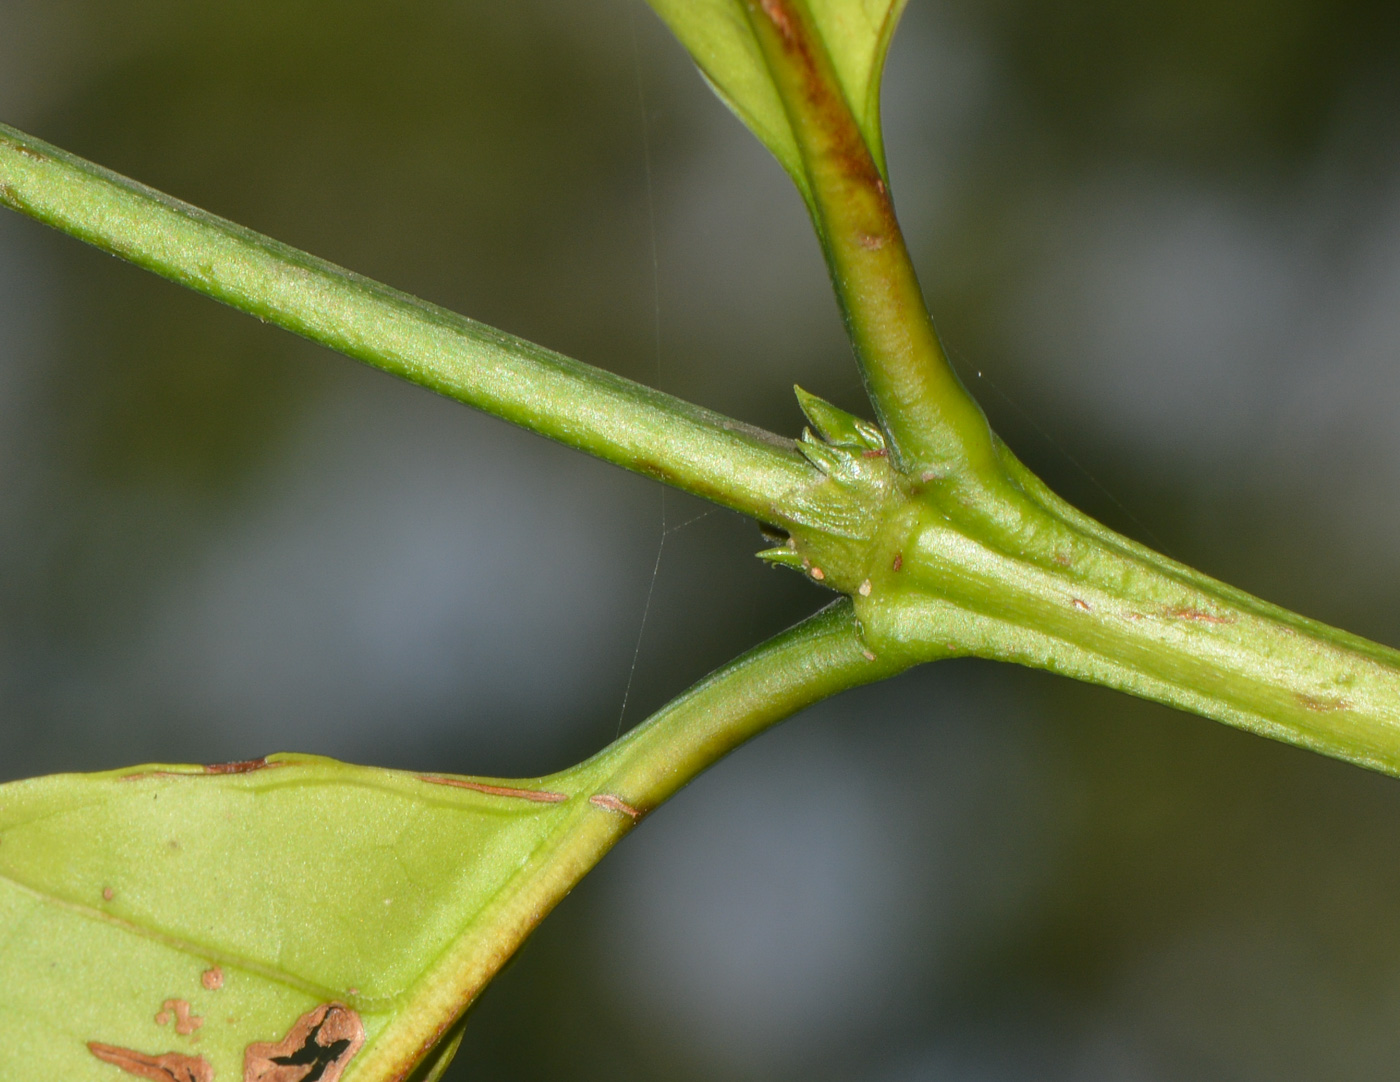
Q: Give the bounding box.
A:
[202,967,224,991]
[88,1042,212,1082]
[244,1003,365,1082]
[590,793,642,821]
[418,775,567,803]
[156,999,203,1035]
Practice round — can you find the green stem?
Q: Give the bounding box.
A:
[0,123,813,524]
[857,446,1400,777]
[582,596,909,808]
[741,0,999,484]
[354,598,908,1080]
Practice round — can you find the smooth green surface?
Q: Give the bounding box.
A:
[0,602,894,1080]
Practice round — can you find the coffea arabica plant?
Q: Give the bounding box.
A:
[1,2,1397,1079]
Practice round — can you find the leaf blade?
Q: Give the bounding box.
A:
[0,754,624,1081]
[645,0,909,193]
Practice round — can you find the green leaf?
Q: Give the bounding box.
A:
[645,0,909,199]
[0,754,636,1081]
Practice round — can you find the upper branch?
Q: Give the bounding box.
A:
[740,0,1000,484]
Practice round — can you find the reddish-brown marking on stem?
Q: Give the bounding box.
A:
[751,0,891,211]
[418,775,567,803]
[758,0,798,45]
[88,1043,212,1082]
[204,757,277,774]
[590,794,643,820]
[1164,607,1234,625]
[1297,693,1350,713]
[120,757,281,781]
[244,1003,364,1082]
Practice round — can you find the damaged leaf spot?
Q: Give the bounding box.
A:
[201,967,224,991]
[244,1003,364,1082]
[418,776,567,803]
[589,794,642,820]
[88,1043,212,1082]
[155,999,203,1035]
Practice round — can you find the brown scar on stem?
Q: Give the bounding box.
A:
[1164,607,1234,624]
[156,999,202,1035]
[244,1002,365,1082]
[754,0,895,215]
[590,794,643,820]
[1297,693,1350,712]
[201,967,224,991]
[418,776,568,803]
[120,757,282,781]
[88,1043,212,1082]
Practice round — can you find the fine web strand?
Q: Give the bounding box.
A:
[950,348,1173,556]
[617,11,666,739]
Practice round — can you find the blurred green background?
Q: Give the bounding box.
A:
[3,0,1400,1078]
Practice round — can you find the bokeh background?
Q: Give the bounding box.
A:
[4,0,1400,1077]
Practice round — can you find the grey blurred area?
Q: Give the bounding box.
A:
[3,0,1400,1078]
